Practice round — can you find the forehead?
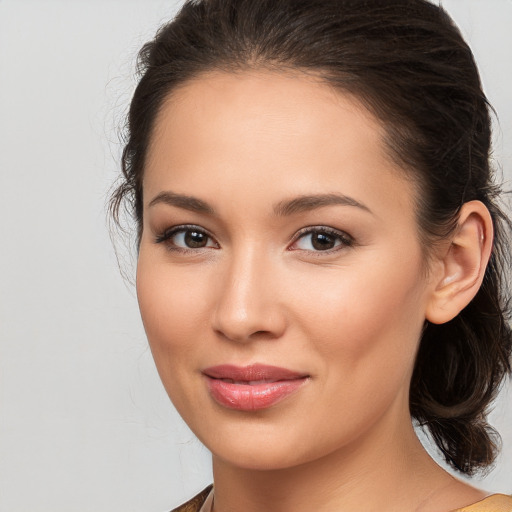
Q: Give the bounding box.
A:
[148,69,383,164]
[144,69,416,217]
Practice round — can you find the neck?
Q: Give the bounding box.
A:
[210,408,462,512]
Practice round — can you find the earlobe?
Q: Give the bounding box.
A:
[426,200,493,325]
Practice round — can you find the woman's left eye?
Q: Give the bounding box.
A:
[290,228,353,252]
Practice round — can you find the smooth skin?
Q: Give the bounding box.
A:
[137,70,493,512]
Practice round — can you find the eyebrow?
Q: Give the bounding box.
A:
[148,191,372,216]
[148,191,215,215]
[273,193,372,216]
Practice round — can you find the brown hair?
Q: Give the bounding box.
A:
[110,0,512,475]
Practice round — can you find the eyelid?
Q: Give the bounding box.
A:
[154,223,353,254]
[154,224,219,250]
[288,225,354,253]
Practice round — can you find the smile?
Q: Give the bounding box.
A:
[202,364,310,411]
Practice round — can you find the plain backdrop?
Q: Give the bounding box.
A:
[0,1,511,511]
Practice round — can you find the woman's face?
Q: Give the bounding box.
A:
[137,70,436,470]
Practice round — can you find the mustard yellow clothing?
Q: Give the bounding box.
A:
[456,495,512,512]
[171,485,512,512]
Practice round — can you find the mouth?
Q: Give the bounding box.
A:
[202,364,310,411]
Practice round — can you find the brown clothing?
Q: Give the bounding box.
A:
[171,486,512,512]
[171,485,212,512]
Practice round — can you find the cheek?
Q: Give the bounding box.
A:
[285,256,427,445]
[135,251,220,422]
[289,251,427,374]
[136,252,210,369]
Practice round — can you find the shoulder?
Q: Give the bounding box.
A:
[455,494,512,512]
[170,485,213,512]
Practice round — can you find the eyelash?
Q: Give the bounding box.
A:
[154,224,219,254]
[290,226,354,254]
[154,224,354,255]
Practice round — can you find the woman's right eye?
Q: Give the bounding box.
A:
[155,226,219,251]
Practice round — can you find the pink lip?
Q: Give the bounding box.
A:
[202,364,309,411]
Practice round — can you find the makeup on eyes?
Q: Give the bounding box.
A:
[154,223,355,255]
[154,224,218,248]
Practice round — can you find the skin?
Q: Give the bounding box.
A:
[137,70,493,512]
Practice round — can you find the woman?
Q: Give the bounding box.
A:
[110,0,512,510]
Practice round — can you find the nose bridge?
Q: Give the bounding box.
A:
[212,243,284,342]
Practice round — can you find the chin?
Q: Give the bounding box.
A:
[202,420,343,472]
[212,442,311,471]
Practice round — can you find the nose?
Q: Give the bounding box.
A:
[211,247,287,343]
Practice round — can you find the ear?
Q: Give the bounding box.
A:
[426,200,493,325]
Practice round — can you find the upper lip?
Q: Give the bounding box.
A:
[202,364,308,382]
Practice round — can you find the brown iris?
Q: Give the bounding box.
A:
[311,232,336,250]
[184,230,208,248]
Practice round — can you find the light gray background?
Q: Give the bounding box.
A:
[0,1,511,511]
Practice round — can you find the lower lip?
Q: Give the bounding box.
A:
[205,377,308,411]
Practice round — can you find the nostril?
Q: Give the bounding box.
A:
[248,330,282,342]
[253,330,271,337]
[213,326,283,344]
